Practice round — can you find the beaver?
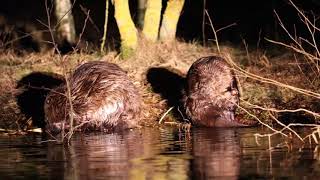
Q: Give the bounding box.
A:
[44,61,142,134]
[182,56,247,127]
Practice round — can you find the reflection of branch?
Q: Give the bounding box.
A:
[177,106,191,123]
[240,99,307,142]
[303,126,320,143]
[268,113,303,142]
[64,119,91,140]
[254,121,320,143]
[163,122,191,132]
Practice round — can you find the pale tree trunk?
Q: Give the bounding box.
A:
[113,0,138,58]
[137,0,147,28]
[54,0,76,45]
[159,0,185,41]
[142,0,162,42]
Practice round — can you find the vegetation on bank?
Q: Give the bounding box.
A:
[0,0,319,147]
[0,40,319,139]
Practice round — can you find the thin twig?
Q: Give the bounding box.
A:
[205,10,220,53]
[237,104,288,137]
[216,23,237,33]
[241,99,320,119]
[159,106,174,124]
[74,9,90,50]
[79,5,101,34]
[226,55,320,99]
[100,0,109,53]
[202,0,206,46]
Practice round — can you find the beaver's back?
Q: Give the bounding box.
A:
[44,61,141,133]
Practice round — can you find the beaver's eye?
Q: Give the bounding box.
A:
[231,89,238,96]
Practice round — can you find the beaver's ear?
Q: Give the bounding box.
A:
[231,77,238,89]
[228,77,239,98]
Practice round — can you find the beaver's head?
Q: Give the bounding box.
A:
[44,86,68,134]
[184,56,240,126]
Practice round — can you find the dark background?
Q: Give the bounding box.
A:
[0,0,319,51]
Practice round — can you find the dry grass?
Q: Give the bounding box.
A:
[116,39,217,126]
[0,38,319,140]
[0,39,216,133]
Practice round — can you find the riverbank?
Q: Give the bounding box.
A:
[0,40,319,134]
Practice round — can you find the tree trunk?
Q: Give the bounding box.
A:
[54,0,76,45]
[142,0,162,42]
[159,0,185,41]
[113,0,138,58]
[137,0,147,28]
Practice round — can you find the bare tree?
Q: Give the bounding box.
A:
[54,0,76,45]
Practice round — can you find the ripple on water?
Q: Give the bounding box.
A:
[0,127,320,179]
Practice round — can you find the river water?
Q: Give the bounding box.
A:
[0,127,319,179]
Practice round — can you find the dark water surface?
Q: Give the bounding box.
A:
[0,127,319,179]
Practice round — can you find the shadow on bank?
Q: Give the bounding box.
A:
[16,72,64,128]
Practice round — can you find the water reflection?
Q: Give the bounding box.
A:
[54,127,242,179]
[1,127,320,179]
[191,128,241,179]
[62,128,192,180]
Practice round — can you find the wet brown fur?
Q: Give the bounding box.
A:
[183,56,244,127]
[44,61,142,133]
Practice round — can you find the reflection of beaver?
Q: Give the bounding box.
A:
[183,56,247,127]
[192,128,240,178]
[44,61,141,134]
